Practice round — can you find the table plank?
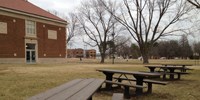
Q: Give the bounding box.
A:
[68,79,105,100]
[162,64,192,66]
[28,79,83,100]
[97,69,161,77]
[48,78,95,100]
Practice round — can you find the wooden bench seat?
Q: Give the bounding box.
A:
[157,71,190,80]
[113,77,136,82]
[113,77,167,84]
[177,68,194,72]
[156,71,177,75]
[174,72,189,74]
[105,80,146,88]
[173,72,189,79]
[155,71,178,80]
[112,77,168,94]
[105,80,146,99]
[143,79,168,93]
[143,79,168,85]
[184,68,194,70]
[28,78,104,100]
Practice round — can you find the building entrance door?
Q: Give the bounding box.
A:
[26,44,36,63]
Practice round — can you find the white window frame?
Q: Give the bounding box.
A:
[26,20,36,36]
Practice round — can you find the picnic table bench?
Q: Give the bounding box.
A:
[27,78,104,100]
[113,77,168,93]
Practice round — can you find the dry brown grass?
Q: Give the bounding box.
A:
[0,58,199,100]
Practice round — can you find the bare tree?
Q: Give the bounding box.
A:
[187,0,200,8]
[76,0,120,63]
[101,0,192,63]
[193,42,200,57]
[66,13,80,44]
[48,10,79,46]
[116,44,131,59]
[158,40,180,59]
[130,43,141,59]
[115,36,131,59]
[179,34,193,59]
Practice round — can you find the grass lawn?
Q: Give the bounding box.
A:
[0,59,200,100]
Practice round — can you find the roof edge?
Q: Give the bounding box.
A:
[0,7,68,25]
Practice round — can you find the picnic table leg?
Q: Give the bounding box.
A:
[124,86,131,99]
[177,73,181,80]
[169,69,175,80]
[134,75,143,96]
[147,83,152,94]
[162,68,167,80]
[103,72,114,90]
[149,67,156,72]
[182,65,186,72]
[88,97,92,100]
[163,74,166,80]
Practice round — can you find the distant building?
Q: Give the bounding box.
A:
[0,0,67,63]
[67,49,84,58]
[86,49,96,59]
[67,49,96,59]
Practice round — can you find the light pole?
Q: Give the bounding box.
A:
[111,32,115,64]
[84,44,87,58]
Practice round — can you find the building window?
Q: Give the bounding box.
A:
[26,20,36,35]
[48,30,57,40]
[0,22,7,34]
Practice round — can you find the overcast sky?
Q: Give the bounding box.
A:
[29,0,82,16]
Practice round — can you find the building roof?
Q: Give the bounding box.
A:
[0,0,66,23]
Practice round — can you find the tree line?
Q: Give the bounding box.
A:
[114,34,200,60]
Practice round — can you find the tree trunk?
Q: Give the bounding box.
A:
[140,45,150,64]
[100,53,105,63]
[142,53,149,64]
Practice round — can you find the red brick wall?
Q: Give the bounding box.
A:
[0,14,66,58]
[37,22,66,58]
[0,15,25,58]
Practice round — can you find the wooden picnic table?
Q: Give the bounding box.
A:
[96,69,162,95]
[145,66,190,80]
[28,78,104,100]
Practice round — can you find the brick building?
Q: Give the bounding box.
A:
[0,0,67,63]
[67,49,84,58]
[67,49,96,59]
[86,49,96,59]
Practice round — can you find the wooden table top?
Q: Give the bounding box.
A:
[28,78,104,100]
[162,64,192,66]
[145,66,191,70]
[96,69,161,76]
